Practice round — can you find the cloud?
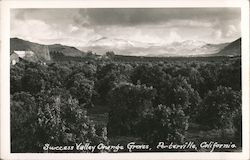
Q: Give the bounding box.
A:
[12,8,240,27]
[168,30,182,43]
[76,8,240,26]
[213,30,223,40]
[225,25,238,37]
[10,8,241,46]
[11,17,100,47]
[11,19,60,41]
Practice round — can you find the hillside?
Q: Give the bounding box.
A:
[48,44,86,57]
[217,38,241,56]
[10,38,50,61]
[10,38,86,61]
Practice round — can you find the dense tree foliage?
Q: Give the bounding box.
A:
[138,104,189,144]
[107,82,156,136]
[10,63,25,94]
[11,92,38,152]
[131,64,167,89]
[36,90,107,149]
[11,89,107,152]
[95,63,132,103]
[233,109,242,143]
[10,56,242,152]
[66,73,95,107]
[157,76,201,119]
[198,86,241,129]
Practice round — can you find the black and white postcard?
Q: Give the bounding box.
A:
[1,0,249,159]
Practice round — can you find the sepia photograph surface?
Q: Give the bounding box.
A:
[1,0,249,159]
[9,7,243,153]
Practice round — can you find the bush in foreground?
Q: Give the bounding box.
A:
[138,104,189,144]
[11,90,107,152]
[107,82,156,137]
[198,86,241,129]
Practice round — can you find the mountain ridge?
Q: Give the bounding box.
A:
[10,38,86,61]
[218,38,241,56]
[10,37,241,62]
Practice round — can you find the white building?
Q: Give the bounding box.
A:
[13,51,26,58]
[12,50,34,58]
[10,50,35,65]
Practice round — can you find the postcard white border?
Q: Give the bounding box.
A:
[1,0,249,160]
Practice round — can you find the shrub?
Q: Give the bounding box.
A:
[107,82,156,137]
[130,64,166,89]
[95,63,132,103]
[36,94,106,149]
[198,86,241,129]
[66,73,95,107]
[11,90,107,152]
[138,104,189,144]
[218,60,241,91]
[11,92,38,152]
[21,68,46,94]
[233,109,242,144]
[198,64,219,97]
[158,76,201,119]
[10,63,25,94]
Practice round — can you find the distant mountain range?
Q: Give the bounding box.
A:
[10,37,241,62]
[81,36,240,57]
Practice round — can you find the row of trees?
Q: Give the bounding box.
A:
[10,57,241,152]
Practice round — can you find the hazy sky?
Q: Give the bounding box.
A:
[11,8,241,47]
